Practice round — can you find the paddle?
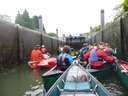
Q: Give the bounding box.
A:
[28,61,39,66]
[28,61,39,64]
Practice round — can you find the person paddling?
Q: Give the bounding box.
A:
[57,45,73,71]
[41,45,48,54]
[83,43,116,69]
[77,43,89,65]
[29,45,43,68]
[104,42,116,56]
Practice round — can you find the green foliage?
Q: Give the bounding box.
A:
[91,25,101,32]
[15,10,40,30]
[48,32,57,37]
[113,0,128,20]
[113,3,123,20]
[32,15,39,29]
[123,0,128,12]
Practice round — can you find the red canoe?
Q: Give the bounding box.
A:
[28,57,57,69]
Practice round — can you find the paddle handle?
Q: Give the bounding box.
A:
[28,61,39,64]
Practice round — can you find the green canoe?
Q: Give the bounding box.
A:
[42,66,63,91]
[114,61,128,89]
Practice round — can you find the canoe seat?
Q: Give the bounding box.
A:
[64,82,90,92]
[60,92,97,96]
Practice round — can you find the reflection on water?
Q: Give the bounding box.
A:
[24,84,43,96]
[0,64,45,96]
[0,64,128,96]
[24,69,44,96]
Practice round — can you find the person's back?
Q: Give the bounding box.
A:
[88,47,105,69]
[89,48,99,63]
[88,43,116,69]
[64,52,73,65]
[57,45,73,70]
[57,52,73,66]
[57,52,63,66]
[77,43,88,61]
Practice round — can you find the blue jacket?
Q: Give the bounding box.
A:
[57,52,73,66]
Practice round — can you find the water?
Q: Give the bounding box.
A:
[0,64,128,96]
[0,64,44,96]
[98,72,128,96]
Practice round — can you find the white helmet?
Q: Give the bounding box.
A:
[41,45,45,48]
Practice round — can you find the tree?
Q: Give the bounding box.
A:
[48,32,57,37]
[113,0,128,20]
[32,15,39,29]
[15,11,22,24]
[15,10,38,30]
[91,25,101,32]
[123,0,128,12]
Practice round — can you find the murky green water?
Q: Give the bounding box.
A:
[98,72,128,96]
[0,64,44,96]
[0,64,128,96]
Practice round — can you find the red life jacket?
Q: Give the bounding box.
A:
[90,61,103,69]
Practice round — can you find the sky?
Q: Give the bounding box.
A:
[0,0,122,36]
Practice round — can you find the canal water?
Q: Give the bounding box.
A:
[0,63,128,96]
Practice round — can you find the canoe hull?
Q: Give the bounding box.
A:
[46,64,110,96]
[42,64,112,91]
[42,66,63,91]
[43,73,62,91]
[28,58,57,69]
[90,67,113,78]
[115,63,128,89]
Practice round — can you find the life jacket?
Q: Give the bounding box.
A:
[70,51,76,56]
[89,49,103,69]
[30,49,43,61]
[57,53,70,66]
[89,48,99,63]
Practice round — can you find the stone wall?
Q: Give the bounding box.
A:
[0,20,65,69]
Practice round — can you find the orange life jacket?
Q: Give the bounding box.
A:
[30,49,43,62]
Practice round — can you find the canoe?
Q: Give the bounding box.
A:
[42,62,113,91]
[28,57,57,69]
[86,63,113,78]
[46,62,111,96]
[114,60,128,89]
[42,66,64,91]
